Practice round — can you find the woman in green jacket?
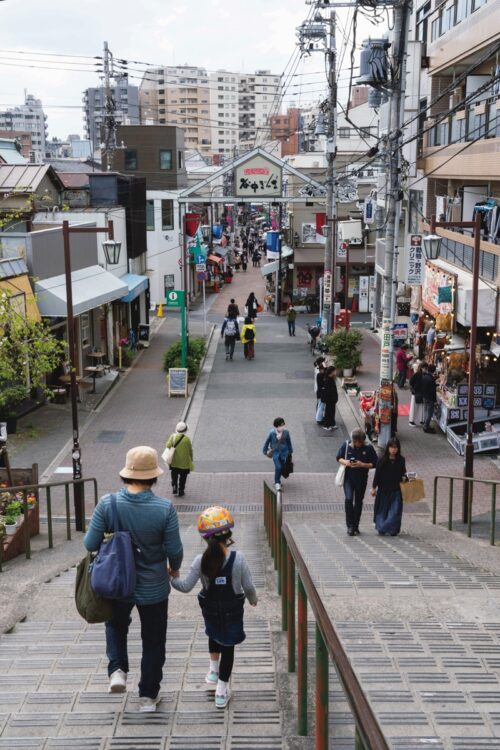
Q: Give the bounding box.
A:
[165,421,194,497]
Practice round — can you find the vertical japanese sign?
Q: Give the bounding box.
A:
[234,154,282,197]
[323,271,332,305]
[406,235,424,285]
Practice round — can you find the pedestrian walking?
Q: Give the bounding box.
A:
[336,429,378,536]
[422,363,437,433]
[252,250,260,268]
[321,365,339,430]
[83,446,183,712]
[371,437,408,536]
[221,315,239,361]
[408,361,427,427]
[170,507,257,709]
[241,252,248,272]
[240,316,256,360]
[396,344,413,389]
[286,304,297,336]
[262,417,293,490]
[245,292,258,320]
[227,298,240,318]
[315,360,326,424]
[165,422,194,497]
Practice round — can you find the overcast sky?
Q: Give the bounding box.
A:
[0,0,386,140]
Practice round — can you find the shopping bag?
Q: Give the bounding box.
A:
[335,440,349,486]
[315,401,326,422]
[162,446,175,465]
[400,478,425,503]
[75,552,113,624]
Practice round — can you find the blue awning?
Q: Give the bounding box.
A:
[120,273,149,303]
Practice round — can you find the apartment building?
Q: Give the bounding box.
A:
[140,66,212,156]
[270,108,303,156]
[83,75,140,151]
[0,94,47,163]
[210,70,240,157]
[139,66,282,158]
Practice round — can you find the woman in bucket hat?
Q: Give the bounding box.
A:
[83,446,183,713]
[164,422,194,497]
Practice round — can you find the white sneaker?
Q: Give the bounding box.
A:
[215,687,231,709]
[108,669,127,694]
[205,670,219,688]
[275,483,281,490]
[139,695,161,713]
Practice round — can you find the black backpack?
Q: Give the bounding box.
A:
[244,327,255,342]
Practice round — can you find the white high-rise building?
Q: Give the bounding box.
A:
[83,75,140,151]
[0,93,47,163]
[139,66,282,159]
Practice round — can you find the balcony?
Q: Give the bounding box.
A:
[419,97,500,178]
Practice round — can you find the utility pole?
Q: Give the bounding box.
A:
[378,0,411,449]
[324,10,337,334]
[102,41,116,172]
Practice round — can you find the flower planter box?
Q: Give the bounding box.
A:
[0,464,39,563]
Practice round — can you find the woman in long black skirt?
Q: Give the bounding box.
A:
[371,437,407,536]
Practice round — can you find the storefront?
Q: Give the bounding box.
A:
[261,247,294,312]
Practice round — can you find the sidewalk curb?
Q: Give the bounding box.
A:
[181,324,218,439]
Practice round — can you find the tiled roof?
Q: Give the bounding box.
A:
[58,172,90,189]
[0,164,62,193]
[0,257,29,279]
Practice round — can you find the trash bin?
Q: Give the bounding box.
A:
[138,323,151,349]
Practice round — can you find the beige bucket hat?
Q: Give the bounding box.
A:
[119,446,164,480]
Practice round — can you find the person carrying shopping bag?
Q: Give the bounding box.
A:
[170,506,257,709]
[164,422,194,497]
[336,428,378,536]
[262,417,293,491]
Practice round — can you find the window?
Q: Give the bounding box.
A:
[159,149,172,170]
[9,293,26,319]
[161,200,174,230]
[80,313,90,348]
[338,127,350,138]
[178,150,183,169]
[124,149,137,170]
[146,200,155,231]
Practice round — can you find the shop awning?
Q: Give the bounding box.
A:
[120,273,149,303]
[35,265,128,317]
[261,260,280,276]
[266,245,294,261]
[207,254,224,265]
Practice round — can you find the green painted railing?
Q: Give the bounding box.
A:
[263,481,390,750]
[432,475,500,545]
[0,477,98,571]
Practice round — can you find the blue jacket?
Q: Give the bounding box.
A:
[263,429,293,460]
[84,487,183,605]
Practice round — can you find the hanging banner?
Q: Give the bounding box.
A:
[406,235,424,285]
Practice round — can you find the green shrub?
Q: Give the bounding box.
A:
[323,328,363,371]
[163,336,207,381]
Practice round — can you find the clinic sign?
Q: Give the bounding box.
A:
[234,154,282,198]
[406,234,424,285]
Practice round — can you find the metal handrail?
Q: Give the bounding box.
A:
[432,474,499,545]
[263,480,390,749]
[0,477,98,571]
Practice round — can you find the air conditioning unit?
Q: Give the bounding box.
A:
[449,89,462,109]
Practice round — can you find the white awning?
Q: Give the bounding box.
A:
[265,245,294,261]
[261,260,279,276]
[35,265,128,317]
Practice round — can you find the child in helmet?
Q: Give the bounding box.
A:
[169,506,257,709]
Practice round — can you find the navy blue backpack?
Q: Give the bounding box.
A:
[91,494,137,599]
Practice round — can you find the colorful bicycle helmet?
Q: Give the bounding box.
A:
[197,506,234,539]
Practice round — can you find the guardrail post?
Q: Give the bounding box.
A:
[22,490,31,560]
[270,491,276,562]
[491,484,497,547]
[297,576,308,736]
[448,478,453,531]
[65,484,71,541]
[432,476,438,525]
[467,480,473,538]
[81,481,87,532]
[315,624,328,750]
[287,547,296,673]
[264,484,269,542]
[46,487,53,549]
[275,489,281,576]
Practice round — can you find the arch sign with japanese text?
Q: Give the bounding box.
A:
[234,154,282,198]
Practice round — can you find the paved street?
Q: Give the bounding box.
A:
[2,264,500,749]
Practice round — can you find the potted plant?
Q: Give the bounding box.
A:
[324,328,363,376]
[5,499,23,527]
[4,513,18,535]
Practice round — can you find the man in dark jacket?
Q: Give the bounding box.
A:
[421,364,437,433]
[227,299,239,318]
[221,315,240,361]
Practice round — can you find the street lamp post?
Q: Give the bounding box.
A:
[62,219,119,531]
[423,212,482,524]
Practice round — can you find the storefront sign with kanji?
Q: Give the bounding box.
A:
[406,235,424,285]
[234,154,282,197]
